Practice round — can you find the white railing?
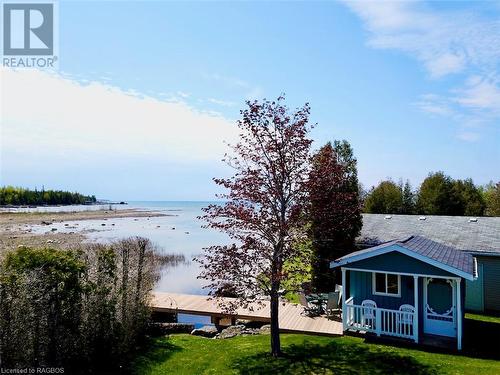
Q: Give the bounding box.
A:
[344,298,416,341]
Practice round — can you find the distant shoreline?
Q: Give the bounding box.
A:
[0,202,127,209]
[0,208,171,252]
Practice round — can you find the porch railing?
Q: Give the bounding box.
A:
[344,297,416,341]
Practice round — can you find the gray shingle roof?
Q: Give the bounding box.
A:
[359,214,500,253]
[400,236,473,275]
[336,239,400,261]
[335,235,474,277]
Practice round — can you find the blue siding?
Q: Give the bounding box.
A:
[345,247,455,277]
[349,270,415,310]
[346,269,467,342]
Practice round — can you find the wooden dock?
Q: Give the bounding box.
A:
[151,292,343,336]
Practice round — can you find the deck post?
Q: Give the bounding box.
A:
[457,278,462,350]
[413,275,419,343]
[341,267,346,331]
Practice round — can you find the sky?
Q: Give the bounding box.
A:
[1,0,499,201]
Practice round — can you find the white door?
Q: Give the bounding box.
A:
[423,278,456,337]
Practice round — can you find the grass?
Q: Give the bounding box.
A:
[132,333,500,375]
[466,312,500,324]
[283,292,299,304]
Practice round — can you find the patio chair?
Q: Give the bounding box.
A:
[361,299,377,328]
[399,304,415,318]
[397,304,415,334]
[298,292,319,316]
[326,291,341,318]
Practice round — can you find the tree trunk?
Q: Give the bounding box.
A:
[270,291,281,357]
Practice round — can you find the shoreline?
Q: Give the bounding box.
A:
[0,208,172,252]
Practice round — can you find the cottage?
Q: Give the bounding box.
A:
[331,236,475,350]
[358,214,500,313]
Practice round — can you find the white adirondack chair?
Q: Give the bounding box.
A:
[361,299,377,328]
[398,304,415,334]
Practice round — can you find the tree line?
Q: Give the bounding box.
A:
[0,237,182,373]
[0,186,97,206]
[363,173,500,216]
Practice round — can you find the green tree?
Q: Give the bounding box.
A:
[364,180,403,214]
[0,186,96,206]
[416,172,459,215]
[483,181,500,216]
[452,179,485,216]
[308,141,362,292]
[401,179,415,214]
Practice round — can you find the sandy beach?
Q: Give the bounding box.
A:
[0,208,170,251]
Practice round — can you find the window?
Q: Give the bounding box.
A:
[372,272,400,297]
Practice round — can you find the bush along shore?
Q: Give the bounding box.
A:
[0,237,183,374]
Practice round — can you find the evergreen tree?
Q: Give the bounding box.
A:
[401,180,415,214]
[0,186,96,206]
[308,141,362,292]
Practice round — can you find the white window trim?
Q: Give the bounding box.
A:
[372,272,401,297]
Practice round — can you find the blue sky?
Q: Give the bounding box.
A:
[1,1,499,200]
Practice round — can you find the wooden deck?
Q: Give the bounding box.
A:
[151,292,343,336]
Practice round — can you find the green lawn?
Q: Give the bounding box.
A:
[466,312,500,324]
[132,333,500,375]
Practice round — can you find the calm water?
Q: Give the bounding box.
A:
[26,201,229,327]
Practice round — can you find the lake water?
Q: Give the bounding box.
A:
[25,201,229,327]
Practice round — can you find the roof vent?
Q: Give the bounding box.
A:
[419,216,426,221]
[469,217,478,223]
[385,215,392,220]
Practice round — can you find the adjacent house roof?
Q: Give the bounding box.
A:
[359,214,500,254]
[332,235,475,280]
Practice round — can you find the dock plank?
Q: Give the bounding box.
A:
[151,292,342,336]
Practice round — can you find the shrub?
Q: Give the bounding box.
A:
[0,237,174,374]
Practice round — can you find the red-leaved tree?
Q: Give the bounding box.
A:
[196,96,313,356]
[308,142,362,291]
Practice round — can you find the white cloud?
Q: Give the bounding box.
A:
[457,131,481,142]
[454,76,500,112]
[414,94,456,117]
[425,53,465,78]
[204,73,263,100]
[205,73,249,88]
[206,98,235,107]
[1,68,239,167]
[343,1,500,78]
[343,1,500,140]
[176,91,191,99]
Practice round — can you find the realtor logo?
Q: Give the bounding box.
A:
[2,1,58,68]
[3,3,53,55]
